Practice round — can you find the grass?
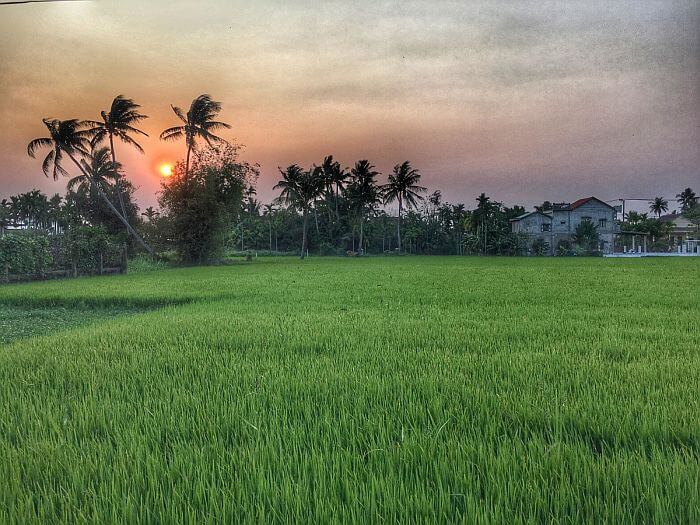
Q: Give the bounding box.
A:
[0,257,698,523]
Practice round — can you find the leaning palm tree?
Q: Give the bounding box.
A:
[676,188,697,213]
[160,94,230,177]
[649,197,668,218]
[346,160,382,254]
[86,95,148,222]
[274,164,324,259]
[382,161,426,252]
[28,118,153,254]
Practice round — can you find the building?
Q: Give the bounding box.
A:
[510,197,618,254]
[659,212,698,246]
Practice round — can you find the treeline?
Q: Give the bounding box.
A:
[7,92,699,271]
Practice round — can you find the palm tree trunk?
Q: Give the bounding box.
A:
[301,208,308,259]
[66,152,154,255]
[185,141,192,178]
[359,215,364,255]
[335,183,341,222]
[269,220,272,251]
[108,132,129,232]
[397,196,402,253]
[313,202,319,235]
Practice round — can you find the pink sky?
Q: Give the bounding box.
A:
[1,0,698,213]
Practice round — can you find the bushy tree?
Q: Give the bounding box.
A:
[159,144,258,263]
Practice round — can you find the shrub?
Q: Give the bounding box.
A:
[128,255,169,274]
[0,232,52,275]
[63,226,121,273]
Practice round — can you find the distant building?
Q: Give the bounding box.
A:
[659,212,698,245]
[510,197,618,254]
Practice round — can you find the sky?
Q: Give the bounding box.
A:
[0,0,698,212]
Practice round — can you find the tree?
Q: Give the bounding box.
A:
[649,197,668,218]
[27,118,153,254]
[274,164,324,259]
[383,161,426,252]
[319,155,348,222]
[159,144,257,263]
[86,95,148,226]
[346,160,382,254]
[142,207,159,222]
[572,220,600,253]
[676,188,697,213]
[68,146,119,193]
[160,94,230,178]
[683,204,700,232]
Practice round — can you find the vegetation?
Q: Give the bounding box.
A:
[0,257,697,523]
[86,95,149,226]
[649,196,669,218]
[158,144,258,263]
[160,94,231,178]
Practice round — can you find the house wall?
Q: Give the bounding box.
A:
[512,213,552,234]
[512,199,618,254]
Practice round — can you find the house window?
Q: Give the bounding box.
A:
[599,218,607,229]
[541,223,551,232]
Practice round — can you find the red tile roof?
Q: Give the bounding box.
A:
[569,197,615,210]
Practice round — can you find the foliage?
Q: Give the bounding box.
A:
[683,204,700,230]
[128,254,170,274]
[572,220,600,254]
[158,144,258,263]
[0,257,698,523]
[531,237,550,255]
[0,231,51,275]
[63,225,122,272]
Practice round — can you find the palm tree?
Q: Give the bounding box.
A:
[346,160,382,254]
[382,161,426,252]
[28,118,153,254]
[160,94,230,177]
[142,207,159,222]
[263,204,276,252]
[86,95,148,223]
[319,155,348,222]
[649,197,668,218]
[274,164,324,259]
[67,146,119,193]
[676,188,697,213]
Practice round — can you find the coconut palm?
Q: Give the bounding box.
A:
[382,161,426,252]
[86,95,148,222]
[160,94,230,177]
[649,197,668,218]
[67,146,119,193]
[263,203,277,252]
[676,188,697,213]
[141,207,159,222]
[346,160,382,254]
[28,118,153,254]
[274,164,324,259]
[319,155,348,222]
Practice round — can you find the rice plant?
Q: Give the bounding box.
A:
[0,257,698,523]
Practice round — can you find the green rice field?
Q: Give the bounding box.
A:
[1,257,698,523]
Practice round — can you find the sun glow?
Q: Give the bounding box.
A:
[159,164,173,177]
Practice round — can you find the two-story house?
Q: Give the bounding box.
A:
[511,197,617,254]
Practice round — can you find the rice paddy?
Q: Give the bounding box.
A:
[0,257,698,523]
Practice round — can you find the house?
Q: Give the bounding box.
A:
[510,196,618,254]
[659,212,698,246]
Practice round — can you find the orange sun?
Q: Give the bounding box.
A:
[159,164,173,177]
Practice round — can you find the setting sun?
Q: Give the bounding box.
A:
[159,164,173,178]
